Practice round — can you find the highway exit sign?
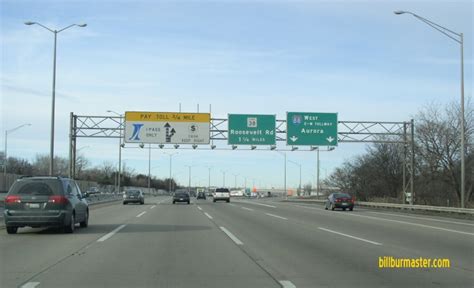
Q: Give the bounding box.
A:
[286,112,338,146]
[228,114,276,145]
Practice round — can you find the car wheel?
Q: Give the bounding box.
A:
[324,203,328,210]
[342,208,346,211]
[331,204,335,211]
[123,202,127,205]
[64,213,75,234]
[6,226,18,234]
[349,207,353,211]
[187,201,190,205]
[213,199,216,203]
[141,201,144,205]
[80,210,89,228]
[173,201,175,204]
[227,199,230,203]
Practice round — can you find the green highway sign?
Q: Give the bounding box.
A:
[286,112,338,146]
[228,114,276,145]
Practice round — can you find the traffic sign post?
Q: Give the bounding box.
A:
[228,114,276,145]
[286,112,338,146]
[124,112,210,144]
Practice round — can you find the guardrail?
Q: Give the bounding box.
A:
[282,198,474,216]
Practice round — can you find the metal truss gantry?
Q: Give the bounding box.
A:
[69,113,415,203]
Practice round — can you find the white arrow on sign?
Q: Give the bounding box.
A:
[290,136,298,142]
[326,136,335,143]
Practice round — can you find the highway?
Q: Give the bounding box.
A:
[1,196,473,288]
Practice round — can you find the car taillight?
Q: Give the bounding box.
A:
[335,199,341,202]
[5,195,21,204]
[48,195,69,204]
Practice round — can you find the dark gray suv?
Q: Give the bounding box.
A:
[3,176,89,234]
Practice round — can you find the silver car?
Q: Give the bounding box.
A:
[123,189,144,205]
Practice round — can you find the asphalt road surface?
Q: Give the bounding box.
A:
[1,196,473,288]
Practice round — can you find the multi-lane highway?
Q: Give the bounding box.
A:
[1,196,473,288]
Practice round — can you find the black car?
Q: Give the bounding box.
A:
[173,192,190,204]
[3,176,89,234]
[197,192,206,200]
[123,189,144,205]
[325,193,354,211]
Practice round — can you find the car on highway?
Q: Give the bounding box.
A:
[213,188,230,203]
[324,192,354,211]
[85,186,100,196]
[3,176,89,234]
[123,189,145,205]
[173,191,190,204]
[197,191,206,200]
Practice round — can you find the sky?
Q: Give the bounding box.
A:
[1,0,472,189]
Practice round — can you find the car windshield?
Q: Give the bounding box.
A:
[216,188,230,193]
[126,191,140,196]
[9,180,60,196]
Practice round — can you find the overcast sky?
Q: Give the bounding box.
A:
[1,0,472,189]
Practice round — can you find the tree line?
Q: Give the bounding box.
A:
[324,101,473,207]
[1,153,179,191]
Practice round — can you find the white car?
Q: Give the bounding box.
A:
[213,188,230,203]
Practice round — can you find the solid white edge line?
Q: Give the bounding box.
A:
[279,280,296,288]
[266,213,288,220]
[97,224,126,242]
[244,202,277,208]
[293,204,474,236]
[136,211,147,218]
[220,226,244,245]
[228,203,236,206]
[241,207,254,211]
[21,282,40,288]
[318,227,382,246]
[365,210,474,227]
[204,212,213,219]
[347,213,474,236]
[150,205,156,209]
[197,206,202,211]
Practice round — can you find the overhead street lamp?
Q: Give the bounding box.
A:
[394,10,466,207]
[107,110,123,193]
[185,165,193,192]
[232,173,239,189]
[25,21,87,176]
[3,123,32,190]
[164,152,178,192]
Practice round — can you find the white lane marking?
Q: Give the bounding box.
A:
[97,224,127,242]
[279,280,296,288]
[220,226,244,245]
[229,203,236,206]
[266,213,288,220]
[197,206,203,211]
[150,205,156,209]
[242,202,276,208]
[21,282,40,288]
[241,207,254,211]
[294,203,474,236]
[318,227,382,246]
[347,213,474,236]
[365,210,474,227]
[136,211,147,218]
[204,212,213,219]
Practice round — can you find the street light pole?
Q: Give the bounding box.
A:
[221,170,228,187]
[3,124,31,190]
[148,144,151,195]
[164,152,178,193]
[394,10,466,207]
[25,22,86,176]
[107,110,123,193]
[186,165,192,192]
[288,160,302,196]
